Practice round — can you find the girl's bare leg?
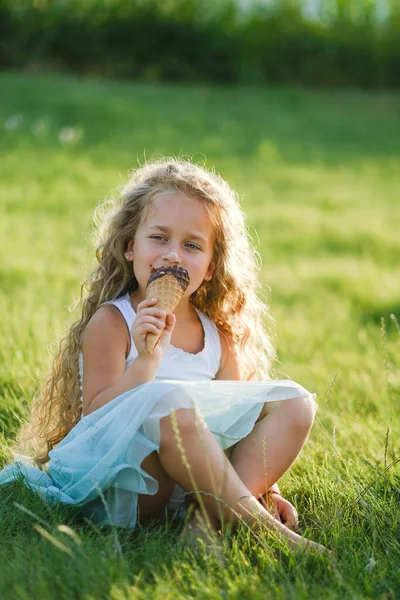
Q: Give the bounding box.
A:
[229,396,316,498]
[147,406,324,552]
[137,451,176,526]
[181,397,313,540]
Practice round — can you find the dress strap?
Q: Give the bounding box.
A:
[194,308,222,372]
[101,294,135,331]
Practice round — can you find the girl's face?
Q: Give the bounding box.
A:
[128,193,215,303]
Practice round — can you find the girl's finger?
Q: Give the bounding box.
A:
[284,518,298,531]
[286,507,298,527]
[140,324,163,336]
[274,510,282,522]
[136,308,166,320]
[137,297,157,306]
[164,314,176,331]
[134,316,165,329]
[136,298,161,312]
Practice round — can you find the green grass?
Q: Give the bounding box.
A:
[0,72,399,599]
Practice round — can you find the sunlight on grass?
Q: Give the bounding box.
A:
[0,73,399,599]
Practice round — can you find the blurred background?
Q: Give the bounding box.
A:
[1,0,399,87]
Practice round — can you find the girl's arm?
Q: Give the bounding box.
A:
[81,305,153,415]
[82,300,173,415]
[214,331,242,380]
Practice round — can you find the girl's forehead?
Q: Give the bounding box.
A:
[143,193,212,231]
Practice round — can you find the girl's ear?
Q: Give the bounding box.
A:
[124,239,134,261]
[204,260,215,281]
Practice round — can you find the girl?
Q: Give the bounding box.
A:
[0,159,326,553]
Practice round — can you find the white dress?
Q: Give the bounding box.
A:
[0,294,317,528]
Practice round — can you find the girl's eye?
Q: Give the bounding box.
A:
[149,235,200,250]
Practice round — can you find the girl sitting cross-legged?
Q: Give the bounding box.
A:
[0,158,328,554]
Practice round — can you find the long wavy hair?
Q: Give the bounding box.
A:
[16,158,275,466]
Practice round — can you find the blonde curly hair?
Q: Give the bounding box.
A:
[16,158,275,466]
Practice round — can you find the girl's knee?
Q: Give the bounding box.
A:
[285,396,316,432]
[160,407,205,442]
[260,395,316,432]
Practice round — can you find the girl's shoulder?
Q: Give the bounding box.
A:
[82,294,133,360]
[83,303,131,355]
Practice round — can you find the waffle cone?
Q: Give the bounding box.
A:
[145,273,185,353]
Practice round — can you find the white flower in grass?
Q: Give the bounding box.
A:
[365,557,377,572]
[4,114,23,130]
[59,126,83,145]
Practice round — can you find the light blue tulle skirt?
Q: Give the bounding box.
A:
[0,379,316,529]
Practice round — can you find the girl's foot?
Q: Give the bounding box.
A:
[179,509,330,558]
[257,494,330,555]
[179,510,225,562]
[272,524,332,555]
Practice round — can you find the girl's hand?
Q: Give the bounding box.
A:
[131,298,175,360]
[262,493,299,531]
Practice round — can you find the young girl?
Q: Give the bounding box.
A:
[0,159,326,553]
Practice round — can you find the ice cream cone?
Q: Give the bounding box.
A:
[145,265,190,353]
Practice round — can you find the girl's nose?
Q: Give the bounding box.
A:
[162,251,180,264]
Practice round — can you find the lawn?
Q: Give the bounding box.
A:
[0,72,399,599]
